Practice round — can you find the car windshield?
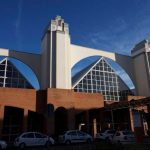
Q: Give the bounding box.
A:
[100,129,106,133]
[123,131,134,135]
[100,129,115,134]
[62,131,67,135]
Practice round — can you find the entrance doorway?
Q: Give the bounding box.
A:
[2,106,23,142]
[28,111,44,132]
[55,107,68,135]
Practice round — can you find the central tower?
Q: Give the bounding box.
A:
[41,16,71,89]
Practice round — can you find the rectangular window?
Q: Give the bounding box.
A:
[0,71,5,76]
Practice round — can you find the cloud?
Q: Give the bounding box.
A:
[15,0,23,49]
[87,9,150,56]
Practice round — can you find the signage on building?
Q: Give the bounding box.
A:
[132,110,141,127]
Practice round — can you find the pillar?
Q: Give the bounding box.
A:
[46,115,55,136]
[98,108,105,130]
[23,109,28,132]
[93,118,97,138]
[129,108,134,131]
[67,108,75,130]
[85,111,90,133]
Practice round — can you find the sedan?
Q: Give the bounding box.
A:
[95,129,116,142]
[112,130,136,144]
[0,140,7,149]
[59,130,93,144]
[14,132,55,148]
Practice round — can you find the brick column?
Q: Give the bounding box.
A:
[23,109,28,132]
[46,115,55,135]
[93,118,97,138]
[0,105,4,138]
[67,108,75,130]
[129,108,134,131]
[99,108,105,130]
[85,110,90,133]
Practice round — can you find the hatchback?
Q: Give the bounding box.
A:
[14,132,55,148]
[95,129,116,142]
[112,130,136,144]
[59,130,93,144]
[0,140,7,149]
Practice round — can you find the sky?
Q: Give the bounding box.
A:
[0,0,150,89]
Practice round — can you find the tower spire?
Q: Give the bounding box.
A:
[50,16,69,33]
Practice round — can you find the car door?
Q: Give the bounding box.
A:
[77,131,87,142]
[122,131,135,143]
[67,131,78,143]
[34,133,47,146]
[112,131,121,143]
[107,130,116,140]
[22,133,35,146]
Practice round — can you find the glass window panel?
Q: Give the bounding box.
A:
[0,71,5,76]
[73,58,121,101]
[0,65,5,70]
[18,84,24,88]
[93,85,96,89]
[6,71,12,77]
[87,74,91,79]
[92,80,96,84]
[7,66,13,71]
[5,83,11,87]
[12,71,18,78]
[12,83,18,88]
[87,80,91,84]
[0,78,4,83]
[96,71,99,75]
[5,78,11,83]
[96,66,99,70]
[96,76,100,80]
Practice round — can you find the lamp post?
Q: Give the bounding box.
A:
[79,123,85,130]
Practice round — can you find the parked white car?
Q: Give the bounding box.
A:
[0,140,7,149]
[112,130,136,144]
[59,130,93,144]
[96,129,116,142]
[14,132,55,148]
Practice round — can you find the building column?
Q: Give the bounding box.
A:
[129,108,134,131]
[85,111,90,133]
[98,108,105,130]
[46,115,55,135]
[67,108,75,130]
[23,109,28,132]
[93,118,97,138]
[0,105,4,138]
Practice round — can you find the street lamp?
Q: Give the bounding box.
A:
[79,123,85,130]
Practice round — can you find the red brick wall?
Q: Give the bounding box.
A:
[47,88,104,110]
[128,96,146,101]
[0,87,36,111]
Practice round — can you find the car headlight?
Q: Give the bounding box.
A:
[50,138,54,144]
[1,141,7,145]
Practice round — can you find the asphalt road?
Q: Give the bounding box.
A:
[6,142,98,150]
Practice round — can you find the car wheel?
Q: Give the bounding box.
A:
[46,141,52,147]
[105,137,110,143]
[65,140,71,145]
[19,143,26,149]
[87,138,92,144]
[117,140,120,143]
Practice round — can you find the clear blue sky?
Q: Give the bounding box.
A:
[0,0,150,89]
